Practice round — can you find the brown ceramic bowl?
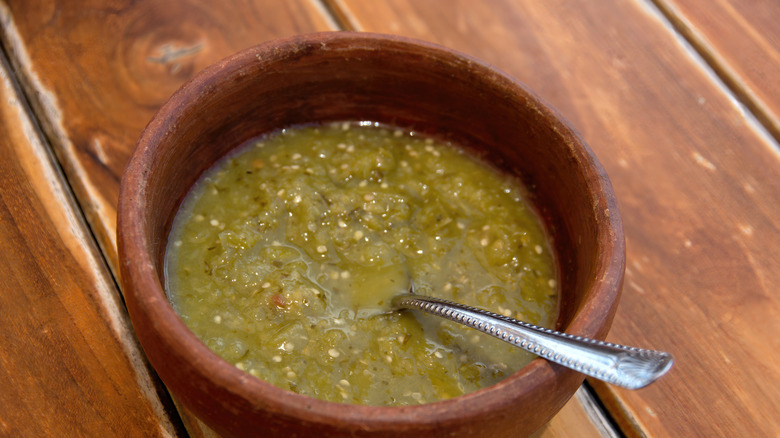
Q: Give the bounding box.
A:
[118,32,624,437]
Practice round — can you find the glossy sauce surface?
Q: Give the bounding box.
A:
[165,122,558,405]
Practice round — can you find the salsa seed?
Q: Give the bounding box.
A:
[535,245,543,254]
[272,355,282,363]
[328,349,340,358]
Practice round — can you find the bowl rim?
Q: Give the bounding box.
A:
[118,31,625,430]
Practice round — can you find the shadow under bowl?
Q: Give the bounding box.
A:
[117,31,625,438]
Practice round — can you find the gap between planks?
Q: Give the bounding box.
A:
[319,0,361,31]
[0,2,121,276]
[314,0,355,30]
[0,42,185,437]
[645,0,780,150]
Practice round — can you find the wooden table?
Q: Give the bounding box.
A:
[1,1,778,436]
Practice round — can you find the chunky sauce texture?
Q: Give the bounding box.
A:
[165,122,558,405]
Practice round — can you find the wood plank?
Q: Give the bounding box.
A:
[0,1,336,435]
[0,0,337,273]
[531,387,618,438]
[653,0,780,140]
[331,0,780,436]
[0,48,183,437]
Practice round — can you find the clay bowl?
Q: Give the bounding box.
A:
[118,32,624,437]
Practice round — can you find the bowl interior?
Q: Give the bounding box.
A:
[119,32,624,437]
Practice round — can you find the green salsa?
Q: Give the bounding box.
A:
[165,122,558,406]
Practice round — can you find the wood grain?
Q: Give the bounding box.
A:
[0,49,182,437]
[654,0,780,141]
[0,0,337,273]
[330,0,780,436]
[0,1,335,435]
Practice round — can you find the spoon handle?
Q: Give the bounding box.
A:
[392,294,673,390]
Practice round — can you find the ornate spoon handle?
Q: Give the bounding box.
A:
[392,293,673,390]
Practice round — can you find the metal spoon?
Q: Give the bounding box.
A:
[392,288,673,390]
